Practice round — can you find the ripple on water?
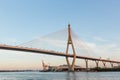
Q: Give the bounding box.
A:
[0,72,120,80]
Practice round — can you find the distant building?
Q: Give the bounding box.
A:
[47,64,84,72]
[41,61,85,72]
[114,65,120,68]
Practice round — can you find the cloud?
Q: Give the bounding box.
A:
[93,36,108,42]
[103,44,117,49]
[90,43,120,61]
[77,40,120,61]
[85,42,97,49]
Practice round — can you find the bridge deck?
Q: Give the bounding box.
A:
[0,44,120,63]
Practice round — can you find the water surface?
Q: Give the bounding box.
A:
[0,72,120,80]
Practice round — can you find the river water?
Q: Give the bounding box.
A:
[0,72,120,80]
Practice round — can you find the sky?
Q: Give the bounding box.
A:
[0,0,120,70]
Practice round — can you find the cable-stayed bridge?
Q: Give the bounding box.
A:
[0,24,120,71]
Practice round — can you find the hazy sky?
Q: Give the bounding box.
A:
[0,0,120,70]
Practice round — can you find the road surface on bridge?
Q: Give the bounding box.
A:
[0,44,119,64]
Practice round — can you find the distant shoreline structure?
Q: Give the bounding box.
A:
[0,70,39,72]
[0,68,120,72]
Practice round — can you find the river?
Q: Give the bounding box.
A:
[0,72,120,80]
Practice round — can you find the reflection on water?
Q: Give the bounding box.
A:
[0,72,120,80]
[67,72,76,80]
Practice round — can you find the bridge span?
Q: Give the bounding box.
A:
[0,44,119,63]
[0,44,120,70]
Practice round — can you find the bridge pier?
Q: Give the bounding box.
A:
[65,24,76,72]
[66,57,72,71]
[85,59,88,72]
[66,56,76,72]
[95,60,99,70]
[110,62,114,68]
[102,61,106,68]
[118,63,120,67]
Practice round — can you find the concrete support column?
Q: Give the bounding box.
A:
[66,57,71,71]
[85,59,88,72]
[110,62,113,68]
[118,63,120,67]
[95,60,99,69]
[102,61,106,68]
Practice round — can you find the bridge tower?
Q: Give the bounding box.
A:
[66,24,76,71]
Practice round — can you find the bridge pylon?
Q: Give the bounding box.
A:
[66,24,76,72]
